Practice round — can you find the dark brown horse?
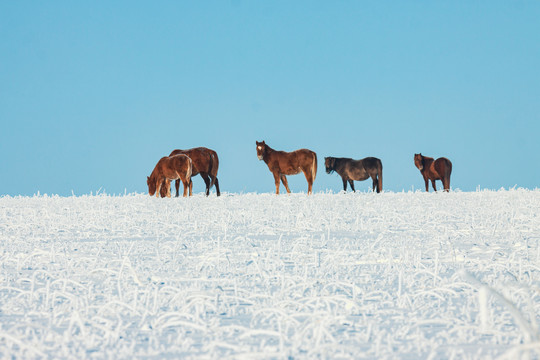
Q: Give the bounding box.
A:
[162,147,220,197]
[147,154,192,198]
[414,153,452,192]
[256,141,317,194]
[325,156,383,193]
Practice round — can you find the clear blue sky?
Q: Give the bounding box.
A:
[1,1,539,196]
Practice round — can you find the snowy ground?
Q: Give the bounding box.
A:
[1,189,540,359]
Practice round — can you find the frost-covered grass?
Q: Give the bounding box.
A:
[1,190,540,359]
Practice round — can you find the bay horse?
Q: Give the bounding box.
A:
[256,141,317,194]
[325,156,383,193]
[163,147,220,197]
[147,154,192,198]
[414,153,452,192]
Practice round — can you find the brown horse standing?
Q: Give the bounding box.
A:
[147,154,192,197]
[414,153,452,192]
[164,147,220,197]
[256,141,317,194]
[325,156,383,193]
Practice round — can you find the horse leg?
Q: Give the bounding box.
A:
[159,179,167,198]
[431,180,437,192]
[155,179,163,198]
[214,178,221,197]
[201,174,211,196]
[165,179,172,198]
[371,176,379,193]
[424,177,430,192]
[281,175,291,194]
[342,177,348,192]
[302,170,313,195]
[349,180,355,192]
[175,180,180,197]
[189,179,193,196]
[273,173,281,194]
[181,177,189,197]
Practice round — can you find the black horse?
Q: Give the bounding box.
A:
[325,156,383,193]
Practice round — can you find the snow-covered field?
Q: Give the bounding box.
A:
[1,190,540,359]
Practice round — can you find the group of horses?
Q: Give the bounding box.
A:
[147,142,452,197]
[147,147,220,198]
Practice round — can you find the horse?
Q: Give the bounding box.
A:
[147,154,192,198]
[325,156,383,193]
[414,153,452,192]
[256,140,317,194]
[162,147,220,197]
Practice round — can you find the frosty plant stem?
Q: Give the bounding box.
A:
[461,270,540,342]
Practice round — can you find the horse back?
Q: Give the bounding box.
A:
[290,149,316,170]
[270,148,316,175]
[152,155,188,180]
[360,157,382,172]
[168,154,192,177]
[433,157,452,178]
[336,157,380,180]
[170,147,214,176]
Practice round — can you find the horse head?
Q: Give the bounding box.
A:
[256,141,266,160]
[324,157,336,174]
[414,153,424,171]
[147,176,157,196]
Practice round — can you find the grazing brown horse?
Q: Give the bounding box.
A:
[414,153,452,192]
[325,156,383,193]
[256,141,317,194]
[162,147,220,197]
[147,154,192,198]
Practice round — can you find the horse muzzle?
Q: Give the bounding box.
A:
[257,155,263,160]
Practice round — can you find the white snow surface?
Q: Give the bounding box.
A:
[1,189,540,359]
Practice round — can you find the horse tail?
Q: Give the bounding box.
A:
[209,151,219,188]
[186,157,192,182]
[311,152,317,182]
[377,159,383,192]
[445,159,452,190]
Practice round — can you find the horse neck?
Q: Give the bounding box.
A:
[421,156,434,169]
[148,171,157,183]
[149,160,166,181]
[262,145,275,162]
[334,158,349,171]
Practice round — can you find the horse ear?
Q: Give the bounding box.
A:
[262,140,265,144]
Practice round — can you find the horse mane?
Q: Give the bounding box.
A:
[263,143,275,155]
[149,156,168,181]
[333,157,353,167]
[421,155,434,166]
[327,157,353,174]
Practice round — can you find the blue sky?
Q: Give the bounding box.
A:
[1,1,539,196]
